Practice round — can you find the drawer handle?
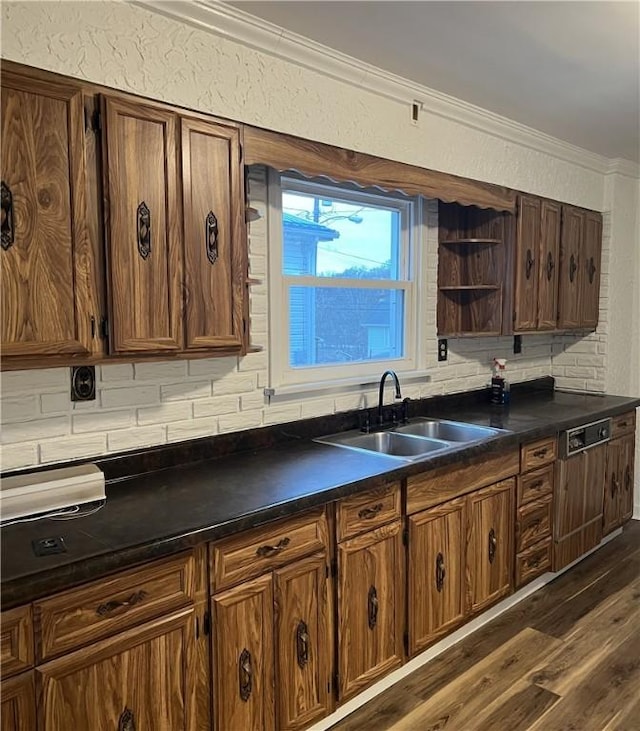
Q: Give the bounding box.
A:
[96,590,147,617]
[617,421,628,429]
[1,181,15,251]
[256,536,290,558]
[358,503,383,520]
[528,557,541,569]
[296,620,309,669]
[435,552,446,592]
[532,448,549,458]
[118,707,135,731]
[136,201,151,260]
[205,210,219,264]
[239,648,252,701]
[528,519,541,531]
[367,585,378,630]
[529,480,544,491]
[488,528,497,564]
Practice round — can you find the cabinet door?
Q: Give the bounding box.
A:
[584,443,607,529]
[555,452,586,540]
[408,498,465,655]
[513,194,540,331]
[1,671,36,731]
[212,574,275,731]
[537,199,561,329]
[619,434,635,524]
[580,210,602,329]
[102,96,182,353]
[603,439,623,535]
[466,479,514,614]
[557,205,583,329]
[274,553,331,731]
[1,71,95,357]
[181,117,246,351]
[337,521,404,701]
[37,608,196,730]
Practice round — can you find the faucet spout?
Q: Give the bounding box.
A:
[377,370,402,425]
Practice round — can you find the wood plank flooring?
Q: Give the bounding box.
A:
[331,521,640,731]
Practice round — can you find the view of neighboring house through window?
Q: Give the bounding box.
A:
[268,173,423,389]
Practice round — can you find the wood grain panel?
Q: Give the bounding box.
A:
[580,209,602,330]
[553,518,602,571]
[584,442,607,524]
[181,116,246,351]
[212,574,275,731]
[517,464,554,507]
[274,553,331,731]
[515,536,552,588]
[521,436,556,472]
[610,410,636,440]
[514,194,541,331]
[465,479,514,614]
[619,433,635,524]
[1,671,36,731]
[193,600,211,731]
[557,205,583,329]
[407,449,519,514]
[1,71,94,358]
[0,605,33,680]
[336,482,401,542]
[34,552,195,661]
[537,199,561,329]
[554,452,587,541]
[244,126,516,212]
[210,508,328,592]
[408,498,466,655]
[516,495,552,552]
[102,95,182,353]
[36,607,196,731]
[337,520,404,701]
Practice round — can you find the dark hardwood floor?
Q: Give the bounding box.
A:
[331,521,640,731]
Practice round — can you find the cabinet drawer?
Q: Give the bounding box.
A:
[337,482,401,542]
[1,605,33,679]
[211,508,328,593]
[611,411,636,440]
[516,495,552,552]
[516,537,552,588]
[517,464,554,507]
[34,552,196,661]
[521,437,556,472]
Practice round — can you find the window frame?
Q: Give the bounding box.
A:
[267,169,427,392]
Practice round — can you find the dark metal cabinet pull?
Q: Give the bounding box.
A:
[546,251,555,281]
[118,707,136,731]
[1,181,15,251]
[532,448,548,458]
[530,480,544,490]
[625,465,632,491]
[256,536,290,558]
[488,528,497,564]
[367,585,378,630]
[137,201,151,260]
[435,552,446,592]
[205,211,219,264]
[611,473,619,497]
[358,503,383,520]
[239,648,252,701]
[296,620,309,669]
[525,249,535,279]
[569,254,577,283]
[587,256,597,284]
[96,590,147,617]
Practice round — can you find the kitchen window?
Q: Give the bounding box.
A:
[267,172,426,391]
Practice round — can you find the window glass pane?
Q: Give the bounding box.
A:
[282,192,401,280]
[289,286,405,366]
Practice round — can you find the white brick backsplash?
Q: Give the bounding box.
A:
[192,396,239,418]
[1,368,67,393]
[40,392,71,414]
[240,391,266,411]
[300,398,335,418]
[137,402,193,425]
[39,434,108,464]
[161,381,211,402]
[166,418,218,442]
[218,411,263,433]
[1,442,38,471]
[212,373,257,395]
[263,404,302,425]
[1,395,38,422]
[2,417,69,445]
[107,426,166,453]
[134,361,188,381]
[238,352,268,372]
[101,385,160,408]
[73,410,134,434]
[99,363,134,382]
[187,356,237,378]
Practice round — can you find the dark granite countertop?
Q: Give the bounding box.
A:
[2,384,638,608]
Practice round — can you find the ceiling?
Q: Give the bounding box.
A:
[228,1,640,162]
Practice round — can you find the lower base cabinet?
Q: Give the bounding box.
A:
[337,520,404,701]
[603,434,635,535]
[1,671,36,731]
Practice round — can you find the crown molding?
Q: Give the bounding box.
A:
[136,0,626,175]
[605,158,640,179]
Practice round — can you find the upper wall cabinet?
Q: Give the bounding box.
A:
[1,67,100,359]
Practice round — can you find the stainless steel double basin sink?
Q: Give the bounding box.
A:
[314,418,506,461]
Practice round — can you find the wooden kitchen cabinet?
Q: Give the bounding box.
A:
[603,428,635,536]
[407,497,466,654]
[1,66,99,360]
[1,671,36,731]
[466,479,514,613]
[337,520,404,701]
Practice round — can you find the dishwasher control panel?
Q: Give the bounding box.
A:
[562,418,611,457]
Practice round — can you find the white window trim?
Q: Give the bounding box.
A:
[267,169,428,395]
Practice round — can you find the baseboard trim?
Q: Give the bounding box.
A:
[309,528,623,730]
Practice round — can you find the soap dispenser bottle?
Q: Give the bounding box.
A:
[490,358,509,404]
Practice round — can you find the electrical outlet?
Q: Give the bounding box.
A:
[71,365,96,402]
[32,536,67,557]
[438,339,448,362]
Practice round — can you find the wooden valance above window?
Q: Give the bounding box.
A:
[243,126,516,213]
